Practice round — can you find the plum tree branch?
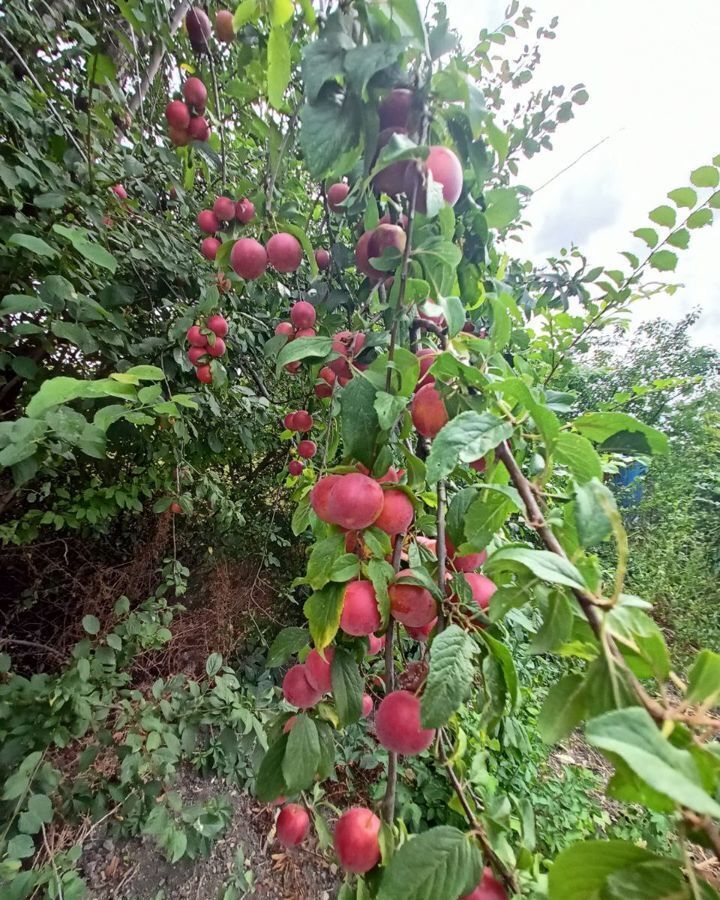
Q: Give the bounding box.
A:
[381,534,405,823]
[128,0,190,114]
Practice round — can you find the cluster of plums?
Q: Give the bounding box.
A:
[165,77,211,146]
[283,409,317,476]
[185,313,229,383]
[185,6,235,54]
[196,194,256,261]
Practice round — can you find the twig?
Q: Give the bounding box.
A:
[381,535,405,823]
[0,637,66,663]
[128,0,190,113]
[436,480,448,632]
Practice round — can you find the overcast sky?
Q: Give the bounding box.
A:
[442,0,720,347]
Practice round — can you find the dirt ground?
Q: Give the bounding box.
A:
[82,771,341,900]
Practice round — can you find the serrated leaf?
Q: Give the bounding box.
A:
[421,625,476,728]
[282,713,320,793]
[377,826,482,900]
[538,674,587,743]
[666,228,690,249]
[632,228,658,248]
[690,165,720,188]
[255,735,288,802]
[340,375,379,469]
[307,532,346,590]
[648,205,676,228]
[330,647,363,725]
[586,708,720,817]
[667,187,697,208]
[8,233,57,258]
[425,412,513,485]
[687,208,713,229]
[649,249,677,272]
[548,840,661,900]
[304,582,344,651]
[485,546,586,590]
[554,432,602,483]
[267,627,309,668]
[276,336,332,374]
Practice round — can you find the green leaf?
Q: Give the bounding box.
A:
[667,187,697,208]
[690,165,719,188]
[529,592,574,653]
[649,250,677,272]
[574,478,617,546]
[421,625,476,728]
[605,861,696,900]
[685,650,720,706]
[33,191,66,209]
[0,294,47,315]
[8,233,57,258]
[687,208,714,229]
[74,240,118,272]
[425,411,513,485]
[377,826,483,900]
[276,336,332,373]
[485,546,587,591]
[330,647,364,726]
[307,532,346,589]
[82,614,100,635]
[124,365,165,381]
[477,629,519,708]
[233,0,259,29]
[463,486,522,552]
[554,432,602,483]
[282,713,320,793]
[572,412,668,455]
[7,833,36,860]
[304,582,344,651]
[344,42,406,97]
[2,772,30,801]
[633,227,658,248]
[268,26,291,110]
[666,228,690,249]
[270,0,294,26]
[648,205,676,228]
[27,794,53,824]
[538,674,587,743]
[25,377,88,418]
[446,487,477,547]
[436,296,465,337]
[484,188,520,229]
[301,33,352,105]
[299,91,362,180]
[267,627,309,668]
[340,376,379,469]
[374,392,408,431]
[255,735,288,802]
[205,652,222,676]
[586,708,720,817]
[548,840,661,900]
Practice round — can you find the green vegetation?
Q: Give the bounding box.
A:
[1,1,719,899]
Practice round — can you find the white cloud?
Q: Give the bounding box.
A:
[441,0,720,346]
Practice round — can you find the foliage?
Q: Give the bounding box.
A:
[1,0,719,898]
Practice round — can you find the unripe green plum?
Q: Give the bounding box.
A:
[333,807,381,874]
[375,690,435,755]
